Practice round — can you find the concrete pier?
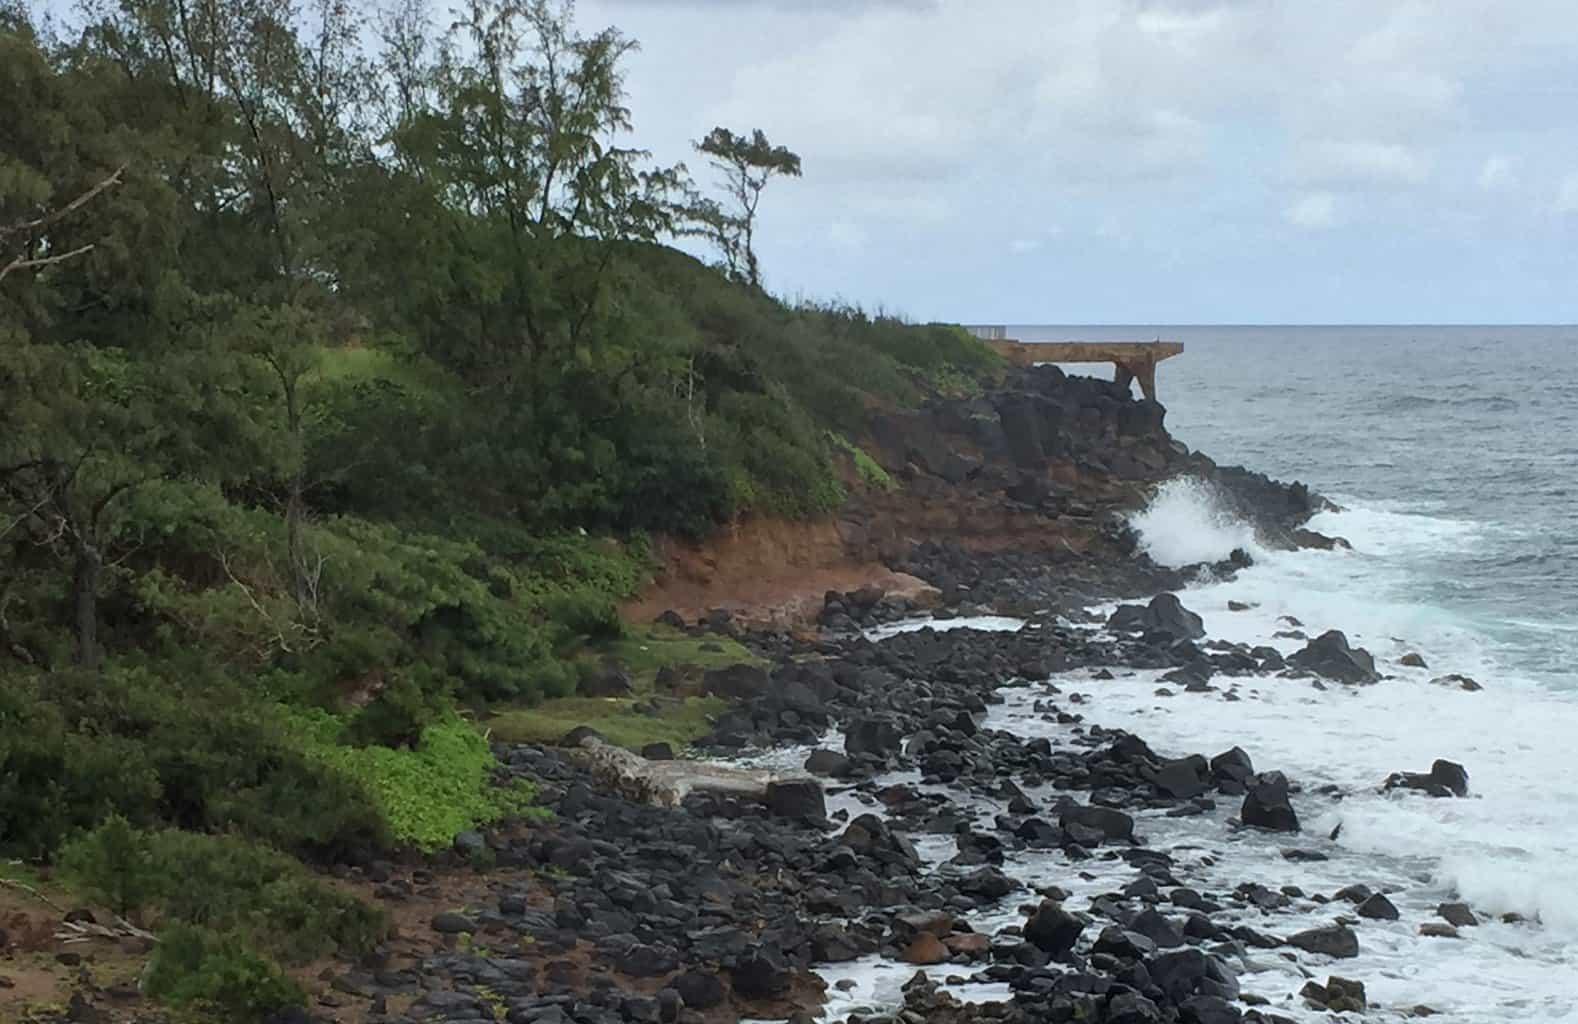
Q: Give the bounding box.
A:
[981,339,1184,401]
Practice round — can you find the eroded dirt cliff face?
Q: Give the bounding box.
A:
[631,367,1320,628]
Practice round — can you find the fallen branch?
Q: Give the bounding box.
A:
[0,874,66,913]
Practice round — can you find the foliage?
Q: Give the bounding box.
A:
[291,710,544,851]
[489,696,726,750]
[60,823,383,961]
[144,925,305,1023]
[690,126,802,287]
[831,434,897,491]
[0,664,388,861]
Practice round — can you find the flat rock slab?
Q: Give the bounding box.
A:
[569,736,817,808]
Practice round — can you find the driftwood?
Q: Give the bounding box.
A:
[0,874,155,944]
[567,735,809,808]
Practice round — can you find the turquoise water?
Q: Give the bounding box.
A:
[1016,325,1578,689]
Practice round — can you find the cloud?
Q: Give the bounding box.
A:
[1557,174,1578,215]
[1478,156,1516,191]
[1008,238,1042,254]
[575,0,1578,319]
[1285,192,1338,230]
[1293,141,1432,188]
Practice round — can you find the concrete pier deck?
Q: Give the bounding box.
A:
[981,339,1184,401]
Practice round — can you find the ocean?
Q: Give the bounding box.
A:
[1024,325,1578,1021]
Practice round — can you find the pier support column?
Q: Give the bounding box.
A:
[1113,358,1159,402]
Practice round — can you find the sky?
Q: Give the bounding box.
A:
[578,0,1578,324]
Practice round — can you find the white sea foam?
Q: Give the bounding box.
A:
[1128,477,1264,568]
[863,615,1025,640]
[1072,487,1578,1019]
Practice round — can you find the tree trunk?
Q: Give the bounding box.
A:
[72,541,101,669]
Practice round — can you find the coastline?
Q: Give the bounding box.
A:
[334,367,1425,1024]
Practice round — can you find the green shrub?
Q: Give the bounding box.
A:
[145,925,304,1023]
[0,666,388,861]
[59,824,384,962]
[56,814,155,918]
[542,586,624,642]
[291,710,542,851]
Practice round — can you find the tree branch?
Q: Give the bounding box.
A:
[0,244,97,283]
[0,164,126,240]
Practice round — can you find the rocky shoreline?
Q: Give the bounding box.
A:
[311,369,1480,1024]
[351,542,1483,1024]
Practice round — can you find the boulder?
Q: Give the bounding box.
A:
[1240,772,1299,832]
[765,779,826,820]
[641,742,675,761]
[1356,892,1399,920]
[1430,673,1483,692]
[671,969,725,1010]
[804,749,854,778]
[729,948,793,999]
[1384,759,1469,798]
[580,663,633,697]
[1024,900,1086,956]
[901,933,949,965]
[1438,902,1478,927]
[1400,652,1428,668]
[1148,755,1211,800]
[1059,804,1136,843]
[1287,924,1359,959]
[1288,630,1378,683]
[845,716,905,759]
[1302,976,1367,1012]
[701,663,770,700]
[1106,593,1205,640]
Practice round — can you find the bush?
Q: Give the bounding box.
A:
[542,585,624,642]
[0,666,388,861]
[291,710,543,851]
[59,823,384,961]
[145,925,304,1022]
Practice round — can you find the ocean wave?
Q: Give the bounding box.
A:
[1127,477,1264,568]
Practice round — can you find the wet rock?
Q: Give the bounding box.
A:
[1438,902,1478,927]
[764,779,826,820]
[1149,755,1211,800]
[804,749,853,778]
[901,932,950,965]
[1287,924,1359,959]
[1419,922,1460,939]
[1107,593,1205,640]
[1302,976,1367,1012]
[1356,892,1399,920]
[1024,900,1086,957]
[1288,630,1378,683]
[845,716,905,758]
[1059,804,1136,843]
[1108,991,1166,1023]
[1240,772,1299,832]
[640,742,675,761]
[1128,910,1185,950]
[1430,673,1483,692]
[1147,948,1240,1003]
[1180,995,1243,1024]
[1400,652,1428,668]
[1385,759,1469,798]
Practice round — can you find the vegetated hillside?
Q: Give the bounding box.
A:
[0,4,999,1016]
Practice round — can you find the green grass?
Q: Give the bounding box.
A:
[599,625,764,684]
[488,695,727,750]
[485,625,761,750]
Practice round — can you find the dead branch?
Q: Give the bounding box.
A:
[0,244,97,283]
[0,165,126,240]
[0,874,66,913]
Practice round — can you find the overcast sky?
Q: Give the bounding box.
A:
[579,0,1578,324]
